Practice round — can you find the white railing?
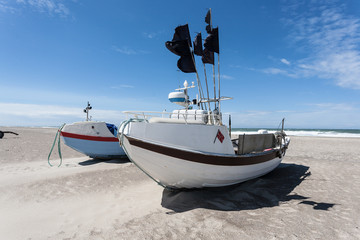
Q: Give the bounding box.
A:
[123,110,224,125]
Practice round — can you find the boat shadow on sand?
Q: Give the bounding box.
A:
[161,163,336,213]
[78,157,130,166]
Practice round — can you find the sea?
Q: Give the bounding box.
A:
[231,128,360,138]
[37,126,360,138]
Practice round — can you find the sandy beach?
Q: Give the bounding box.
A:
[0,127,359,239]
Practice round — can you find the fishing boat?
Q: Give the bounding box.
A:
[60,102,125,159]
[119,10,290,189]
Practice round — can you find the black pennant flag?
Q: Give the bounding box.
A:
[172,24,192,47]
[206,24,212,34]
[166,24,196,73]
[165,40,191,56]
[205,9,212,34]
[166,24,192,56]
[201,48,214,65]
[204,27,219,53]
[193,32,203,56]
[205,9,211,24]
[177,55,196,73]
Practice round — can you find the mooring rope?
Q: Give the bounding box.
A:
[48,123,65,167]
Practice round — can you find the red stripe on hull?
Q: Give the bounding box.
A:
[60,131,118,142]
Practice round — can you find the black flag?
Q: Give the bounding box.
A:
[177,55,196,73]
[165,40,191,56]
[205,9,212,34]
[166,24,192,56]
[206,25,212,34]
[205,9,211,24]
[166,24,196,73]
[204,27,219,53]
[172,24,192,47]
[193,32,203,56]
[201,48,214,65]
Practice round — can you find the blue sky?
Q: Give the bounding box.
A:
[0,0,359,128]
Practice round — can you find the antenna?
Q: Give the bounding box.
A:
[83,101,92,121]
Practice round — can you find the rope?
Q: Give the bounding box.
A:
[119,118,168,189]
[48,124,65,167]
[1,131,19,135]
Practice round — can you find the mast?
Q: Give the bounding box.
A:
[189,47,206,110]
[203,62,211,111]
[218,47,221,112]
[212,59,216,109]
[204,8,221,111]
[193,31,211,111]
[84,101,92,121]
[209,8,217,109]
[185,23,205,110]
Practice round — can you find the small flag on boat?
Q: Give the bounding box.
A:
[204,27,219,53]
[166,24,196,73]
[165,24,193,56]
[177,55,196,73]
[205,9,212,34]
[165,40,191,56]
[193,32,203,56]
[205,9,211,24]
[202,48,214,65]
[173,24,192,46]
[214,129,225,143]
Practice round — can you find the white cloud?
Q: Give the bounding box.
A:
[142,30,164,39]
[145,33,155,39]
[112,46,149,55]
[261,67,299,78]
[111,84,135,89]
[227,110,286,128]
[0,103,81,117]
[0,103,126,126]
[262,67,288,75]
[221,74,234,80]
[26,0,70,17]
[0,1,15,13]
[307,102,355,112]
[298,51,360,89]
[2,0,71,17]
[263,1,360,90]
[280,58,290,65]
[143,32,156,39]
[227,102,360,129]
[0,85,168,126]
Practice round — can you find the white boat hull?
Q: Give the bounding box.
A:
[61,121,125,158]
[123,136,282,188]
[121,121,287,189]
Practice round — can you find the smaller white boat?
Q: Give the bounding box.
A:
[60,102,125,159]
